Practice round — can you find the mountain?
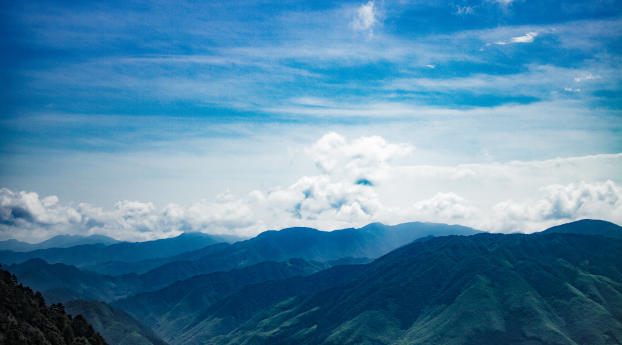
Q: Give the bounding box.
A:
[65,300,169,345]
[37,234,120,249]
[542,218,622,239]
[0,232,223,268]
[0,234,118,252]
[165,232,622,345]
[83,242,232,276]
[137,222,480,289]
[5,259,143,303]
[114,259,329,339]
[0,267,108,345]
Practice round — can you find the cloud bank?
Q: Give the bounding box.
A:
[2,133,621,242]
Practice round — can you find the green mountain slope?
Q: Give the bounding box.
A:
[65,300,169,345]
[172,232,622,345]
[5,259,143,303]
[114,258,330,339]
[542,219,622,239]
[0,267,108,345]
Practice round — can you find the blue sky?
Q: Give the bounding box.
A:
[1,0,621,241]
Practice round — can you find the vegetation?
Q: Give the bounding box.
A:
[0,267,107,345]
[65,300,169,345]
[191,233,622,345]
[2,219,621,345]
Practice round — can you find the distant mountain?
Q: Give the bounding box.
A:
[5,259,143,303]
[65,300,169,345]
[166,232,622,345]
[137,222,480,289]
[0,232,223,268]
[83,242,232,276]
[38,234,120,249]
[0,267,108,345]
[0,234,118,252]
[542,218,622,239]
[114,259,329,339]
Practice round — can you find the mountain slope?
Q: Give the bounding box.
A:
[542,219,622,239]
[65,300,169,345]
[174,232,622,345]
[0,232,222,268]
[0,267,108,345]
[114,258,329,338]
[83,242,232,276]
[5,259,143,303]
[138,222,479,289]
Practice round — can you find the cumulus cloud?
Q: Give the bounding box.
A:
[306,132,413,184]
[0,189,82,227]
[351,1,378,33]
[493,180,622,232]
[1,133,621,242]
[411,193,478,222]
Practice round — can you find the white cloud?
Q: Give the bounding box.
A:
[2,133,621,242]
[495,32,538,45]
[351,1,378,33]
[574,73,600,82]
[306,132,413,184]
[0,188,82,226]
[410,193,478,222]
[492,180,622,232]
[492,0,514,5]
[511,32,538,43]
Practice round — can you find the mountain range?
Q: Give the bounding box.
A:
[1,219,621,345]
[0,234,119,252]
[0,232,223,268]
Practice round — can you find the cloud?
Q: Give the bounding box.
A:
[511,32,538,43]
[492,0,514,5]
[351,1,378,33]
[574,73,600,82]
[455,6,475,15]
[0,189,82,227]
[306,132,413,183]
[2,133,621,241]
[495,32,538,45]
[411,193,478,222]
[492,180,622,232]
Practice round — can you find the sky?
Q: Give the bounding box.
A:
[1,0,621,242]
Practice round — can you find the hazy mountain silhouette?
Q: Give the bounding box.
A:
[0,232,222,268]
[0,234,118,252]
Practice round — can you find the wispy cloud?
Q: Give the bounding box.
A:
[495,31,538,45]
[351,1,379,33]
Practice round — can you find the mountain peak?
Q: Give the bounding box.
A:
[542,219,622,239]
